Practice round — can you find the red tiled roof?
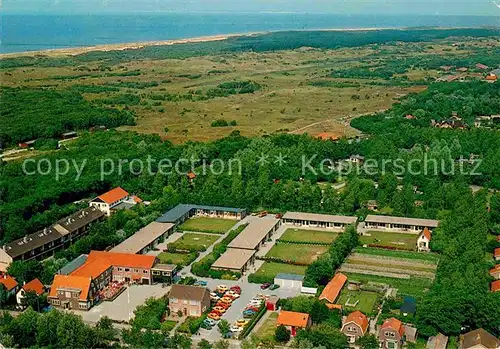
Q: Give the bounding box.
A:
[131,195,143,204]
[491,280,500,292]
[486,75,498,81]
[326,303,342,310]
[277,311,310,328]
[316,132,339,141]
[490,264,500,276]
[86,250,156,269]
[187,172,197,179]
[0,275,18,292]
[22,278,44,295]
[97,187,129,204]
[49,275,92,301]
[422,227,432,241]
[344,310,369,334]
[495,248,500,258]
[319,273,347,303]
[71,258,112,279]
[381,317,404,337]
[497,235,500,243]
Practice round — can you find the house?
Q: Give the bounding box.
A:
[186,172,196,183]
[341,310,369,343]
[379,317,405,349]
[457,67,469,72]
[489,264,500,279]
[439,65,453,71]
[276,311,312,336]
[318,273,347,304]
[211,248,256,273]
[364,215,439,233]
[367,200,379,211]
[486,74,498,83]
[0,274,19,298]
[316,132,339,141]
[61,131,77,140]
[0,207,104,271]
[417,228,432,252]
[282,212,357,231]
[491,280,500,292]
[48,275,93,310]
[156,204,246,225]
[349,155,365,164]
[16,278,45,307]
[459,328,500,349]
[436,75,459,83]
[476,63,489,70]
[273,273,304,290]
[168,284,210,317]
[494,248,500,261]
[266,295,280,311]
[400,296,416,317]
[427,333,449,349]
[227,217,280,251]
[404,325,418,343]
[89,187,134,216]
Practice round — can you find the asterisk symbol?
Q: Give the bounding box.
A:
[256,153,269,166]
[274,153,287,166]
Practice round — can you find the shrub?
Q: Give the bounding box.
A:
[275,325,291,342]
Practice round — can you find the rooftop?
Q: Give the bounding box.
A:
[22,278,45,295]
[381,317,404,336]
[0,274,18,291]
[365,214,439,228]
[169,284,210,302]
[53,206,104,235]
[283,212,357,224]
[343,310,369,333]
[85,250,157,270]
[156,204,245,223]
[427,333,449,349]
[211,248,255,271]
[227,217,280,250]
[275,273,304,281]
[460,328,500,349]
[319,273,347,303]
[110,222,174,254]
[49,275,92,301]
[57,254,88,275]
[277,311,310,328]
[94,187,129,205]
[151,263,177,272]
[491,280,500,292]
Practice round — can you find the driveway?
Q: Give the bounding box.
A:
[76,284,171,323]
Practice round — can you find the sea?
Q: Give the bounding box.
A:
[1,13,499,54]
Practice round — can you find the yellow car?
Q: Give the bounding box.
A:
[236,319,249,327]
[208,312,221,321]
[220,297,233,304]
[213,306,226,314]
[217,285,229,292]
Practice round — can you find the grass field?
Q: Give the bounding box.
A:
[255,312,279,343]
[279,228,338,243]
[178,217,237,234]
[337,290,380,315]
[157,251,196,266]
[266,243,329,265]
[170,232,220,251]
[353,247,440,262]
[359,231,418,250]
[252,262,307,280]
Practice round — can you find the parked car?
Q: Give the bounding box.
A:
[226,291,240,299]
[260,282,271,289]
[194,280,208,287]
[215,301,230,309]
[230,325,243,333]
[236,319,250,327]
[204,318,217,327]
[220,297,233,304]
[229,286,241,294]
[275,213,282,219]
[249,299,263,306]
[258,211,268,217]
[201,322,213,330]
[244,305,260,312]
[269,284,280,290]
[217,285,229,292]
[243,310,256,318]
[210,292,220,299]
[208,312,221,320]
[213,306,227,314]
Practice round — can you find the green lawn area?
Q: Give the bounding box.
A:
[178,217,237,234]
[157,251,196,266]
[171,232,220,251]
[337,289,380,316]
[253,262,307,280]
[255,312,278,343]
[359,231,418,250]
[280,228,338,243]
[266,243,328,264]
[353,247,440,263]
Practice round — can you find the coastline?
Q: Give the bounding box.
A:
[0,27,394,59]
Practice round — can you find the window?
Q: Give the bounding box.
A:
[125,268,130,272]
[118,267,123,272]
[143,269,148,274]
[189,300,198,305]
[190,309,199,316]
[52,300,60,305]
[65,292,71,298]
[385,331,396,338]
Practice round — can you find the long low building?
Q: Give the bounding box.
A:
[365,215,439,232]
[283,212,357,230]
[111,222,175,254]
[211,248,256,273]
[156,204,246,225]
[0,206,105,271]
[228,217,281,251]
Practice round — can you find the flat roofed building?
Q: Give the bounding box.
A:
[0,207,104,270]
[156,204,246,225]
[365,215,439,233]
[274,273,304,289]
[111,222,175,254]
[227,218,280,251]
[151,263,177,284]
[283,212,357,230]
[211,248,256,273]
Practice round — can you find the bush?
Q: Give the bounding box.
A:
[239,303,267,339]
[275,325,291,342]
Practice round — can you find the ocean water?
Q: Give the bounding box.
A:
[1,13,499,54]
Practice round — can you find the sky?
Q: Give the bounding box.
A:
[2,0,500,15]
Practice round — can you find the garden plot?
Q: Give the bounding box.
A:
[168,232,220,252]
[279,228,338,244]
[337,290,379,316]
[178,217,237,234]
[265,243,329,265]
[251,262,307,281]
[359,231,418,250]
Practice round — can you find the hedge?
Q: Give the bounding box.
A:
[367,244,414,251]
[247,273,274,284]
[276,239,331,246]
[239,303,267,339]
[256,256,309,266]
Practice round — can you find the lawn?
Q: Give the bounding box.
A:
[337,290,380,316]
[255,312,279,343]
[252,262,307,280]
[280,228,338,244]
[266,243,329,265]
[353,247,440,263]
[359,231,418,250]
[169,232,220,252]
[157,251,197,266]
[178,217,237,234]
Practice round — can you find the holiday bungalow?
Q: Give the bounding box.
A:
[364,215,439,233]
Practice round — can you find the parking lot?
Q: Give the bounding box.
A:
[193,278,300,341]
[77,284,171,323]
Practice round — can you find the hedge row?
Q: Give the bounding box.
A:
[247,273,274,284]
[256,256,309,266]
[276,239,331,246]
[367,244,414,251]
[239,303,267,339]
[167,242,205,253]
[179,228,225,235]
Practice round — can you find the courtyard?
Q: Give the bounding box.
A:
[266,243,329,265]
[279,228,338,244]
[168,232,220,252]
[337,289,380,316]
[359,230,418,250]
[179,217,238,234]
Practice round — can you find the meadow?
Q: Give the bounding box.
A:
[178,217,237,234]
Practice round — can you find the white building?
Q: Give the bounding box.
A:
[89,187,134,216]
[417,228,432,252]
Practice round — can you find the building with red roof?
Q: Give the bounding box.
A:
[89,187,132,216]
[417,227,432,252]
[341,310,369,343]
[491,280,500,293]
[16,278,46,307]
[0,274,19,298]
[276,311,312,336]
[379,317,405,349]
[486,74,498,83]
[318,273,347,303]
[494,248,500,261]
[490,264,500,280]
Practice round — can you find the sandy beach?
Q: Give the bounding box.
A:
[0,27,395,59]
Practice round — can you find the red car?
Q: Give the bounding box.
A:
[216,302,231,309]
[230,286,241,294]
[244,305,260,312]
[260,282,271,289]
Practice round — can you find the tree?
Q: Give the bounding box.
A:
[275,325,291,343]
[198,339,212,349]
[217,319,230,337]
[297,323,348,349]
[7,260,42,284]
[213,340,230,349]
[22,290,42,311]
[356,334,379,349]
[310,300,330,324]
[56,312,91,349]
